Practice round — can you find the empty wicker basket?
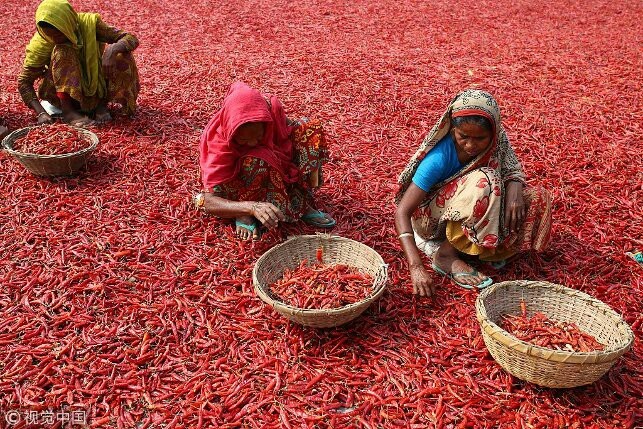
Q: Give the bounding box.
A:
[476,280,634,388]
[2,126,98,177]
[253,234,388,328]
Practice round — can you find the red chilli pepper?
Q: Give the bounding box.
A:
[12,123,91,155]
[501,306,604,352]
[269,260,373,309]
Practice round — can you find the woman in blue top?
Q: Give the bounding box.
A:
[395,90,552,296]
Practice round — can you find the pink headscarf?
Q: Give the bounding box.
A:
[199,82,299,190]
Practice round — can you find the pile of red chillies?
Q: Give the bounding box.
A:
[501,301,605,352]
[0,0,640,426]
[12,123,90,155]
[270,259,374,309]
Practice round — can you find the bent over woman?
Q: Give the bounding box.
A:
[395,90,552,296]
[196,82,335,240]
[18,0,140,126]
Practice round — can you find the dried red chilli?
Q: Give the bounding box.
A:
[0,0,640,426]
[12,123,90,155]
[269,260,373,309]
[501,301,604,352]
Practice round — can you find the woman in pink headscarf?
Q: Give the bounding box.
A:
[195,82,335,240]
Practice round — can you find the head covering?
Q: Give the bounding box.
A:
[23,0,105,99]
[199,82,299,189]
[396,89,525,203]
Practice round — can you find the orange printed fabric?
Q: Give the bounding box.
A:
[210,119,328,221]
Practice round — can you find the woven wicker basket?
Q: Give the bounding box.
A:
[253,234,388,328]
[2,126,98,177]
[476,280,634,388]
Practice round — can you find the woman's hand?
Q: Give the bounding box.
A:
[410,264,435,297]
[37,112,53,125]
[102,42,126,76]
[504,181,525,233]
[102,45,118,76]
[251,202,286,229]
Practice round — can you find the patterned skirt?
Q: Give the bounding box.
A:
[37,44,140,115]
[209,119,328,222]
[412,167,552,261]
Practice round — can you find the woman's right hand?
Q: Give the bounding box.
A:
[37,112,53,125]
[251,202,286,229]
[410,264,435,297]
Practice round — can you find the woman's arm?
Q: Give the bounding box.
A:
[96,18,139,52]
[394,183,435,297]
[18,66,53,123]
[96,18,139,76]
[504,180,525,233]
[202,193,285,229]
[498,130,527,232]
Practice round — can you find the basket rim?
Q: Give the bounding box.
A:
[253,234,388,314]
[475,280,635,364]
[1,125,99,159]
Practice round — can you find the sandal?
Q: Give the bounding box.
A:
[486,260,507,270]
[235,219,262,239]
[483,254,519,270]
[431,263,493,290]
[626,251,643,268]
[301,210,336,228]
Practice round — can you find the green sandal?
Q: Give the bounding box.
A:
[486,260,507,270]
[235,219,262,239]
[626,251,643,268]
[431,263,493,290]
[301,210,336,228]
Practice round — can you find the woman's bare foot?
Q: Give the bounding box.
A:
[235,215,261,240]
[95,104,112,123]
[432,240,490,287]
[63,110,94,127]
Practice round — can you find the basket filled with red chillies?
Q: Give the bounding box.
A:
[1,123,98,177]
[253,234,388,328]
[475,280,634,388]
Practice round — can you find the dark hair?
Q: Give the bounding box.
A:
[451,115,492,132]
[38,21,56,29]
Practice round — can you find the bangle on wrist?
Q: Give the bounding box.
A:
[37,111,48,118]
[398,232,414,239]
[193,193,205,211]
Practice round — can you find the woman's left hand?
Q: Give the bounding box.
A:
[102,42,125,76]
[504,181,525,233]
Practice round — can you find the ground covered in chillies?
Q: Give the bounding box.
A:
[0,0,641,427]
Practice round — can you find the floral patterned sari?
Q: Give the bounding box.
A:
[396,90,552,260]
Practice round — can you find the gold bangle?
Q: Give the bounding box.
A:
[193,193,205,210]
[398,232,414,239]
